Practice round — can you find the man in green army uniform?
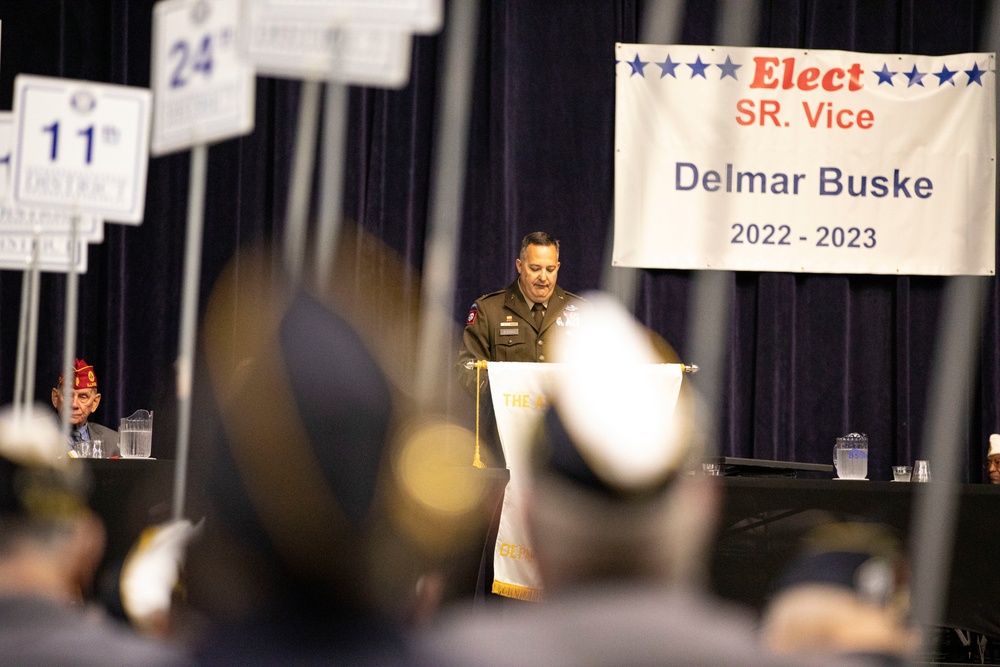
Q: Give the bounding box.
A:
[457,231,586,396]
[455,231,586,602]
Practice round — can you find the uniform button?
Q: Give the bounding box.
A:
[539,355,546,362]
[537,339,543,346]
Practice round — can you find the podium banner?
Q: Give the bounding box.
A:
[487,361,684,600]
[613,44,996,276]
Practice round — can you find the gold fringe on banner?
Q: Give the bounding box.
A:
[491,580,541,601]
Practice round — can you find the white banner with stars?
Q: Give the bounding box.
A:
[613,44,996,276]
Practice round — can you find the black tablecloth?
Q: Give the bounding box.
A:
[711,476,1000,636]
[76,459,175,567]
[79,459,509,606]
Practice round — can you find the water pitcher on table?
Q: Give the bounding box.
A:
[120,409,153,458]
[833,432,868,480]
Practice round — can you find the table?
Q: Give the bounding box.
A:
[710,476,1000,636]
[75,459,175,583]
[80,459,509,609]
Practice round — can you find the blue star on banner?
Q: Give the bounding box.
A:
[966,62,986,85]
[934,65,957,86]
[904,65,926,87]
[688,55,709,78]
[656,55,680,78]
[874,64,896,85]
[716,55,741,80]
[628,53,648,77]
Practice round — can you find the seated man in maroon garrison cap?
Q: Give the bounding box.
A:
[51,358,120,457]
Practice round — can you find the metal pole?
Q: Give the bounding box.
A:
[172,143,208,520]
[13,268,31,414]
[626,0,756,449]
[907,5,1000,661]
[415,0,481,402]
[601,0,685,311]
[909,276,988,661]
[313,82,349,289]
[283,80,322,287]
[24,238,41,417]
[60,218,80,442]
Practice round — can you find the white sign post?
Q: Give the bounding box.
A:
[10,73,151,434]
[242,16,414,87]
[0,113,105,244]
[0,111,12,200]
[241,0,443,85]
[254,0,442,32]
[0,234,88,273]
[12,75,152,223]
[151,0,255,156]
[241,0,441,288]
[151,0,258,519]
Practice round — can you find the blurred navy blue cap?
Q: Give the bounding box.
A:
[774,522,906,608]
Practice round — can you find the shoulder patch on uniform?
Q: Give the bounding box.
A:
[466,304,478,326]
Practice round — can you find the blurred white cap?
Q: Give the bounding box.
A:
[121,519,202,636]
[989,433,1000,457]
[547,292,689,494]
[0,405,67,467]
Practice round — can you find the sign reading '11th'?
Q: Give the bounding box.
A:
[10,75,152,224]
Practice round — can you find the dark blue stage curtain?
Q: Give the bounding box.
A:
[0,0,994,483]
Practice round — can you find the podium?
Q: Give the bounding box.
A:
[481,361,687,599]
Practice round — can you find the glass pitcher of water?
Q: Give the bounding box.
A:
[120,409,153,458]
[833,432,868,479]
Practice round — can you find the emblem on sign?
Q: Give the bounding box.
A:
[191,0,211,24]
[70,91,96,114]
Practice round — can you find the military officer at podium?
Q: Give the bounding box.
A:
[456,231,586,396]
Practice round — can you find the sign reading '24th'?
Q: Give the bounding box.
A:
[10,75,152,224]
[151,0,255,155]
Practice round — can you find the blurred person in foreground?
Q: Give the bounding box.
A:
[986,434,1000,484]
[0,405,186,666]
[51,358,120,457]
[420,293,846,666]
[760,522,918,665]
[183,248,491,664]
